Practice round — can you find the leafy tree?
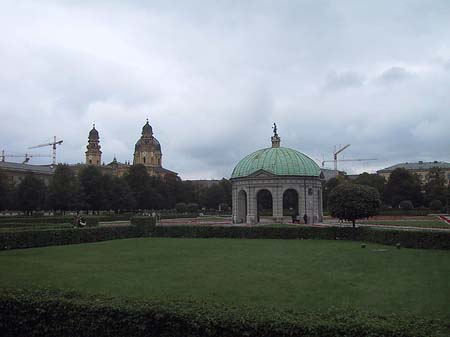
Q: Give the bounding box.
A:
[424,167,447,206]
[108,176,136,213]
[187,202,199,213]
[175,202,187,213]
[322,175,347,211]
[78,166,109,213]
[353,172,386,194]
[429,199,443,211]
[200,179,232,209]
[328,183,381,227]
[123,164,150,210]
[399,200,413,211]
[16,174,47,215]
[47,164,80,214]
[382,168,423,207]
[0,169,13,211]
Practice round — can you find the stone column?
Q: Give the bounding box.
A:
[272,185,284,222]
[246,186,257,224]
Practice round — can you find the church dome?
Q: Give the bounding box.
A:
[88,125,99,139]
[231,146,321,179]
[142,120,153,135]
[134,136,161,152]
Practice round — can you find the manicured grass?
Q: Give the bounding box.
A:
[0,238,449,319]
[360,220,449,229]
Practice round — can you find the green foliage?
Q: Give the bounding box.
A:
[322,175,347,211]
[187,202,199,212]
[0,168,13,211]
[328,183,381,227]
[383,168,423,207]
[424,167,447,206]
[399,200,414,210]
[353,172,386,194]
[16,173,47,215]
[78,166,109,211]
[175,202,187,213]
[108,176,136,212]
[0,221,154,250]
[47,164,80,213]
[200,179,232,209]
[0,288,446,337]
[429,199,443,211]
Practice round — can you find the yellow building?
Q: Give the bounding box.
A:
[377,161,450,184]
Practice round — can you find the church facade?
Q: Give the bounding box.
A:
[82,120,178,180]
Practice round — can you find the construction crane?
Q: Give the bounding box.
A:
[28,136,63,165]
[321,144,377,175]
[1,150,52,164]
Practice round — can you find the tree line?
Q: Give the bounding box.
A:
[0,164,232,215]
[323,167,450,211]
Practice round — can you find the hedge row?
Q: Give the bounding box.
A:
[0,289,446,337]
[151,225,450,250]
[1,222,449,251]
[0,217,155,250]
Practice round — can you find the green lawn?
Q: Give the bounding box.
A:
[359,220,449,229]
[0,238,449,319]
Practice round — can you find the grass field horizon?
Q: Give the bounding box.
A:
[1,237,449,319]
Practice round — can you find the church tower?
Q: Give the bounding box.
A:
[133,119,162,168]
[85,124,102,166]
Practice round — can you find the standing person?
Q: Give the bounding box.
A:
[303,214,308,224]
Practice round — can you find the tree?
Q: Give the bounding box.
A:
[108,177,136,213]
[78,166,109,213]
[424,167,447,206]
[124,164,151,210]
[16,174,47,215]
[328,183,381,227]
[322,175,347,211]
[353,172,386,194]
[0,169,13,211]
[47,164,80,214]
[382,168,423,207]
[429,199,443,211]
[399,200,413,211]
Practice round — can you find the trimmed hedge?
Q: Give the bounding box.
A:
[0,217,156,250]
[0,289,447,337]
[151,225,450,250]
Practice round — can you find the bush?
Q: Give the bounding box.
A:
[399,200,414,211]
[429,199,443,211]
[187,203,199,213]
[0,218,155,250]
[175,202,188,213]
[0,288,446,337]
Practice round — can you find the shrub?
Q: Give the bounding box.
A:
[175,202,188,213]
[429,199,443,211]
[399,200,414,211]
[187,203,199,213]
[0,288,446,337]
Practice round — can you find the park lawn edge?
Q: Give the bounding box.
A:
[0,288,449,337]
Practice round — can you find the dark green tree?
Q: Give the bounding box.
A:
[123,164,151,210]
[424,167,447,206]
[382,168,423,207]
[328,183,381,227]
[322,175,347,211]
[353,172,386,194]
[0,169,13,211]
[78,166,109,213]
[108,176,136,213]
[16,173,47,215]
[47,164,80,214]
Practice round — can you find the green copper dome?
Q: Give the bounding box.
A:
[231,147,321,179]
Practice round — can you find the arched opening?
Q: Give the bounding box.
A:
[283,189,299,222]
[257,189,273,223]
[236,190,247,223]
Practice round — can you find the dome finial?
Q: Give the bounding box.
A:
[271,123,280,148]
[93,123,95,129]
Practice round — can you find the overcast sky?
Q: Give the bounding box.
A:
[0,0,449,179]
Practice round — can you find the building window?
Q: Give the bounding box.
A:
[308,188,313,195]
[143,156,146,164]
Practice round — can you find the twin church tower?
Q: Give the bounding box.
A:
[84,120,177,179]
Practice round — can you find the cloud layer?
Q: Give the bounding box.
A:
[0,0,449,179]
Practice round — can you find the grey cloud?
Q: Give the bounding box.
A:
[376,67,415,84]
[324,71,365,91]
[0,1,449,179]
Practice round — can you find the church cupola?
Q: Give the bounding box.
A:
[142,119,153,136]
[85,124,102,166]
[133,119,162,168]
